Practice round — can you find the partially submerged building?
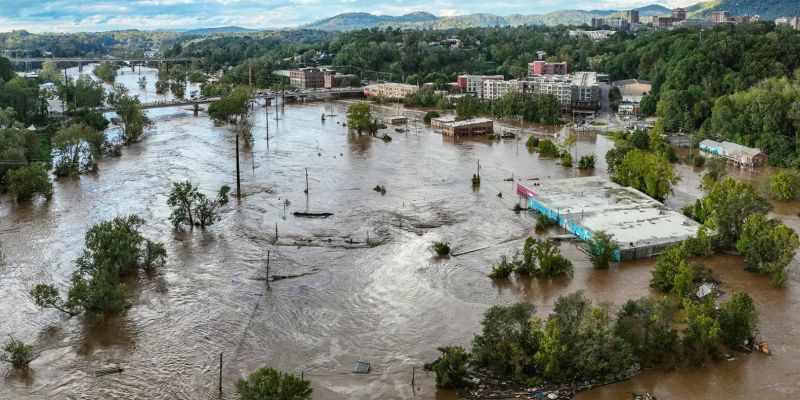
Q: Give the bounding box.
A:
[699,139,767,167]
[441,118,494,137]
[517,177,700,260]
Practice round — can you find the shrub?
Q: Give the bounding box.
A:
[693,155,706,168]
[471,174,480,186]
[526,135,540,148]
[537,139,560,157]
[1,339,35,369]
[560,151,573,167]
[534,214,555,232]
[433,242,451,257]
[587,231,619,269]
[236,366,312,400]
[429,346,471,389]
[489,256,514,278]
[577,154,596,169]
[423,111,440,123]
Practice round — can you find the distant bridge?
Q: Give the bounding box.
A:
[9,57,196,63]
[99,87,365,112]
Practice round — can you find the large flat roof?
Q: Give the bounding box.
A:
[526,176,699,251]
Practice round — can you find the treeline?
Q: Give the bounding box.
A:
[429,290,758,390]
[0,29,184,58]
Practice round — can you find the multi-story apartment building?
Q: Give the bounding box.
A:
[289,67,326,89]
[482,80,521,101]
[457,75,504,98]
[570,72,601,110]
[624,10,640,24]
[652,16,675,29]
[520,76,573,107]
[776,17,800,30]
[711,11,731,23]
[528,61,568,76]
[672,8,687,21]
[363,83,419,99]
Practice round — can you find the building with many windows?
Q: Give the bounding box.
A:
[363,83,419,99]
[528,61,568,76]
[672,7,687,21]
[483,79,521,101]
[777,17,800,30]
[624,10,640,24]
[711,11,732,23]
[289,67,326,89]
[457,75,504,98]
[441,118,494,137]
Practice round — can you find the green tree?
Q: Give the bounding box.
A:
[704,178,771,249]
[7,163,53,202]
[587,231,619,269]
[167,181,231,229]
[52,123,104,177]
[32,216,168,319]
[681,297,721,363]
[766,170,800,201]
[1,339,35,369]
[235,366,312,400]
[718,291,758,348]
[736,214,799,286]
[109,87,153,145]
[93,63,118,83]
[536,139,560,158]
[471,303,539,383]
[429,346,471,389]
[612,149,679,201]
[650,245,687,292]
[455,95,479,121]
[346,102,377,135]
[672,261,694,299]
[40,60,61,83]
[209,86,252,123]
[423,110,440,123]
[614,297,679,368]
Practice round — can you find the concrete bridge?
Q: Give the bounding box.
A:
[100,87,365,113]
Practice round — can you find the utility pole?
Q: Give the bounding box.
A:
[236,132,241,200]
[304,168,309,195]
[248,65,253,87]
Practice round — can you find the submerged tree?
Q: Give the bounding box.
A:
[7,163,53,202]
[52,122,105,177]
[587,231,619,269]
[235,366,312,400]
[428,346,471,389]
[1,339,36,369]
[736,214,799,286]
[167,181,231,229]
[346,102,377,135]
[108,86,153,145]
[30,216,166,319]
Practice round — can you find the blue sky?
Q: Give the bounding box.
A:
[0,0,695,32]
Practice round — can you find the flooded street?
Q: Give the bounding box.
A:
[1,67,799,399]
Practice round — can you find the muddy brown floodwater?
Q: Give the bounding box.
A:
[1,68,799,400]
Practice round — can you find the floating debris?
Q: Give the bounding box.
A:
[293,212,333,218]
[353,361,370,374]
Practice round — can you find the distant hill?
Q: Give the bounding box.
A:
[301,12,437,31]
[181,26,260,35]
[687,0,800,20]
[302,5,673,31]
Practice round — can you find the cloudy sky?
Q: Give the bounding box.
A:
[0,0,696,32]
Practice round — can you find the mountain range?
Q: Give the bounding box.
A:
[301,0,800,31]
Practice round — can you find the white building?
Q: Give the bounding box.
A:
[776,17,800,30]
[457,75,504,98]
[482,79,521,101]
[363,83,419,99]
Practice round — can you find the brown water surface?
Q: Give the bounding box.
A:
[1,68,798,400]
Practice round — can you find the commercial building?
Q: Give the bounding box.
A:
[457,75,504,98]
[384,116,408,125]
[570,72,601,110]
[699,139,768,168]
[289,67,326,89]
[529,61,568,76]
[652,16,675,29]
[711,11,732,23]
[440,118,494,137]
[517,177,701,261]
[672,7,687,21]
[614,79,651,116]
[430,115,456,130]
[363,83,419,99]
[675,19,716,29]
[776,17,800,30]
[624,10,640,24]
[323,71,355,88]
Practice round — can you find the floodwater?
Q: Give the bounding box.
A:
[1,67,799,400]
